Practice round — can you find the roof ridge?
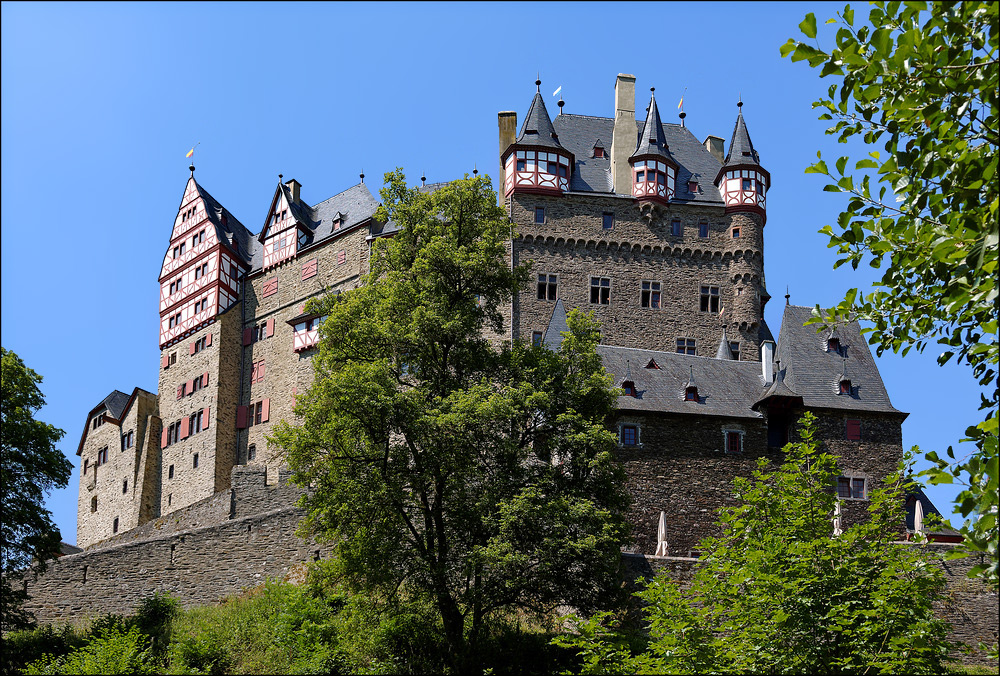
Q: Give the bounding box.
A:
[310,182,373,210]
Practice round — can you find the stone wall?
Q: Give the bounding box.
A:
[25,467,323,625]
[240,225,369,480]
[510,193,764,359]
[623,545,998,665]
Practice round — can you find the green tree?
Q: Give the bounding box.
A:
[556,413,956,674]
[271,171,631,671]
[781,1,999,585]
[1,347,72,631]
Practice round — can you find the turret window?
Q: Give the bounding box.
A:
[699,221,709,238]
[742,178,752,191]
[732,227,741,239]
[602,212,615,230]
[641,281,661,308]
[537,274,557,301]
[700,286,720,313]
[168,464,175,479]
[534,207,545,224]
[590,277,611,305]
[671,220,682,236]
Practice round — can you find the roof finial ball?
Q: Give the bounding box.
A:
[473,164,478,176]
[189,164,195,176]
[536,75,541,93]
[557,97,565,115]
[360,169,365,183]
[278,173,283,181]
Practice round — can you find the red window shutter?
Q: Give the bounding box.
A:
[236,406,248,429]
[243,327,252,345]
[180,416,190,439]
[259,361,266,381]
[261,398,270,423]
[187,380,194,396]
[302,258,318,280]
[251,362,258,382]
[846,419,861,441]
[292,387,297,396]
[189,341,196,355]
[161,354,169,369]
[161,427,169,447]
[203,371,209,386]
[202,407,210,430]
[205,332,212,347]
[176,384,183,400]
[266,318,275,338]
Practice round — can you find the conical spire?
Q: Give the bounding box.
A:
[716,327,735,360]
[630,88,671,162]
[722,105,761,168]
[516,84,563,152]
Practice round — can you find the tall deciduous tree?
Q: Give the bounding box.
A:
[556,414,956,674]
[271,171,630,670]
[1,347,72,630]
[781,1,998,585]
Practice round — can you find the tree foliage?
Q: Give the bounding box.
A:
[556,413,957,674]
[781,1,999,586]
[0,347,72,631]
[271,171,631,671]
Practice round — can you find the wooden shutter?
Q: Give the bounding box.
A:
[236,406,248,429]
[250,362,258,382]
[205,332,212,347]
[263,277,278,297]
[161,427,169,447]
[187,379,194,396]
[266,318,275,338]
[242,327,252,346]
[337,250,346,265]
[302,258,318,280]
[258,361,266,382]
[180,416,190,439]
[176,384,183,400]
[161,354,169,369]
[202,407,210,430]
[846,419,861,441]
[261,398,270,423]
[189,340,196,355]
[203,371,209,386]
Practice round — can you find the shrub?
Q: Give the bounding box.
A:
[24,625,156,675]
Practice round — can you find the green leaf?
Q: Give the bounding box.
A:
[799,13,818,39]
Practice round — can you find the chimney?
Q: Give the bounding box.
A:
[285,179,301,205]
[498,111,517,199]
[704,135,725,163]
[610,74,636,194]
[761,340,775,385]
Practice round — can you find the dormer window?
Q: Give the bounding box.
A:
[828,338,840,352]
[622,380,637,397]
[688,180,698,193]
[594,146,605,158]
[685,386,698,402]
[632,159,676,202]
[839,378,852,395]
[645,359,660,369]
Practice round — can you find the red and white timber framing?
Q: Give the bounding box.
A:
[261,189,302,270]
[158,178,244,348]
[503,148,571,196]
[718,167,769,222]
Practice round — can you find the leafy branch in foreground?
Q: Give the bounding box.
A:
[782,1,998,586]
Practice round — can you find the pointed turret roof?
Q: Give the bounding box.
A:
[516,84,565,152]
[187,176,254,265]
[724,107,760,167]
[716,327,735,360]
[630,89,673,163]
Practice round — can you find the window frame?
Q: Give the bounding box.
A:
[620,424,640,447]
[536,273,557,301]
[723,429,744,454]
[837,475,868,500]
[589,276,611,305]
[698,221,709,238]
[671,219,682,237]
[534,206,545,224]
[602,212,614,230]
[700,285,720,313]
[676,338,696,355]
[641,280,661,309]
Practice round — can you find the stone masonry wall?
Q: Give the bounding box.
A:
[617,412,773,556]
[623,545,997,666]
[25,467,325,626]
[240,225,370,479]
[510,193,764,360]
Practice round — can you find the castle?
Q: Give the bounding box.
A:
[73,74,949,557]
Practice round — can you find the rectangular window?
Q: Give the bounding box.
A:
[546,161,558,175]
[262,277,278,298]
[742,178,752,190]
[641,281,661,308]
[97,447,108,465]
[251,360,266,384]
[590,277,610,305]
[671,220,682,236]
[621,425,638,447]
[113,517,119,534]
[253,401,263,425]
[122,479,128,494]
[193,452,199,468]
[852,478,865,499]
[700,285,720,313]
[123,430,134,450]
[248,444,257,461]
[602,212,614,230]
[726,431,742,454]
[193,336,207,354]
[676,338,696,355]
[84,459,90,475]
[534,206,545,224]
[699,221,709,238]
[190,410,203,435]
[846,419,861,441]
[537,273,557,301]
[837,477,852,498]
[532,331,543,347]
[732,226,741,239]
[168,464,175,479]
[729,341,740,361]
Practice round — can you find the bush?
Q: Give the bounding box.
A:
[24,625,156,675]
[1,624,84,675]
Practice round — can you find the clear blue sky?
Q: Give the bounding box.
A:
[2,1,983,544]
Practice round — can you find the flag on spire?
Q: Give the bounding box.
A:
[552,85,562,97]
[185,142,200,158]
[677,87,687,110]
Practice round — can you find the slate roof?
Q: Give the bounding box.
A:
[716,327,735,360]
[630,91,674,164]
[905,487,961,538]
[774,305,904,415]
[551,113,723,203]
[93,390,131,420]
[516,90,565,153]
[248,182,380,273]
[599,346,765,419]
[717,108,766,183]
[192,181,254,265]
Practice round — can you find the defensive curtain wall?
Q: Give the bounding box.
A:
[22,469,998,664]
